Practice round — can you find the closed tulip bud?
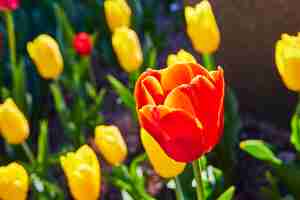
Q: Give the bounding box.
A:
[73,32,93,56]
[104,0,132,32]
[185,0,220,54]
[112,27,143,73]
[0,98,29,144]
[167,49,197,67]
[141,129,185,178]
[94,125,127,166]
[275,33,300,91]
[27,34,63,80]
[0,162,29,200]
[0,0,19,11]
[60,145,100,200]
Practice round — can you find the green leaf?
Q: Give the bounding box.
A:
[274,162,300,199]
[37,120,48,174]
[260,171,282,200]
[129,153,147,186]
[13,58,27,114]
[143,33,157,69]
[107,75,136,113]
[213,87,241,187]
[291,113,300,152]
[240,140,282,166]
[53,3,74,45]
[85,82,97,98]
[216,186,235,200]
[85,88,106,124]
[128,0,144,32]
[50,83,69,121]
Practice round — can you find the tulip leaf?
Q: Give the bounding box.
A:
[274,163,300,199]
[216,186,235,200]
[291,113,300,152]
[260,171,282,200]
[50,83,69,122]
[240,140,282,166]
[213,87,241,187]
[128,0,144,32]
[107,75,136,114]
[12,58,27,114]
[53,3,74,45]
[143,33,157,69]
[37,120,48,174]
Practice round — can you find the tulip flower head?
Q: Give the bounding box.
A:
[73,32,93,56]
[60,145,100,200]
[167,49,197,67]
[0,162,29,200]
[0,98,29,144]
[185,0,220,54]
[27,34,63,80]
[135,63,224,162]
[141,129,185,178]
[104,0,132,32]
[275,33,300,91]
[112,27,143,73]
[0,0,19,11]
[94,125,127,166]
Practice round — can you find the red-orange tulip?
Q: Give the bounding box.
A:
[134,63,224,162]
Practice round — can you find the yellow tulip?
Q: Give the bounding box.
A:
[60,145,100,200]
[140,129,185,178]
[0,162,29,200]
[275,33,300,91]
[167,49,197,67]
[104,0,132,32]
[27,34,63,80]
[94,125,127,166]
[112,27,143,73]
[0,98,29,144]
[185,0,220,54]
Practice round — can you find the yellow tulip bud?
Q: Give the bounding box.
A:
[0,162,29,200]
[27,34,63,80]
[104,0,132,32]
[60,145,100,200]
[0,98,29,144]
[112,27,143,73]
[275,33,300,91]
[94,125,127,166]
[167,49,197,67]
[185,0,220,54]
[140,129,185,178]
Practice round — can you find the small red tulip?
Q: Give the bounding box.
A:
[0,0,19,11]
[134,63,225,162]
[73,32,92,56]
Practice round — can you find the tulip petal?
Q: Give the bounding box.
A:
[161,63,193,93]
[164,86,196,117]
[141,129,185,178]
[177,70,224,152]
[139,105,204,162]
[189,63,214,81]
[134,69,161,109]
[142,76,165,105]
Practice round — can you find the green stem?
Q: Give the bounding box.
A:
[4,11,16,70]
[202,53,215,71]
[175,176,185,200]
[22,142,35,164]
[4,11,26,112]
[192,159,205,200]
